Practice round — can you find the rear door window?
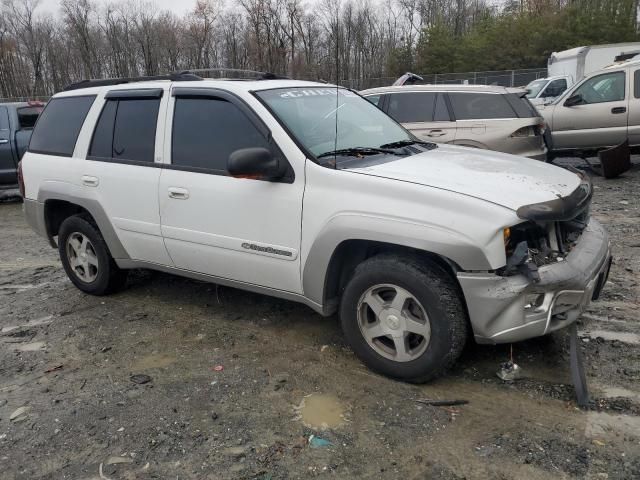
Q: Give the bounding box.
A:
[387,92,436,123]
[29,96,95,156]
[171,97,269,172]
[89,98,160,163]
[448,92,516,120]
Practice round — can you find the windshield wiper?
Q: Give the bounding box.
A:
[317,146,403,159]
[379,139,437,149]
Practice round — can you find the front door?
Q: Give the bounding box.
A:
[159,88,305,294]
[551,70,628,150]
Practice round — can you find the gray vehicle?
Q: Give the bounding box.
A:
[360,84,547,160]
[0,101,44,192]
[525,75,573,106]
[539,58,640,153]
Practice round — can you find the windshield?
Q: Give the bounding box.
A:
[256,87,413,161]
[525,79,547,98]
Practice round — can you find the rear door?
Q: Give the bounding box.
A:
[628,67,640,147]
[551,70,628,150]
[76,88,172,265]
[385,91,456,143]
[0,106,17,187]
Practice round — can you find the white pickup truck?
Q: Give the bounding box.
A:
[20,73,611,382]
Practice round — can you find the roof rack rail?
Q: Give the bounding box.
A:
[185,67,289,80]
[63,71,202,92]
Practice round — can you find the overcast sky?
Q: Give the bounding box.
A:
[38,0,199,16]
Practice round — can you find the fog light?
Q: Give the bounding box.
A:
[524,293,545,310]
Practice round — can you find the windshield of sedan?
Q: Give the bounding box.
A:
[256,87,415,164]
[525,79,547,98]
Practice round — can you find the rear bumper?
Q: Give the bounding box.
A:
[457,218,611,344]
[23,198,48,239]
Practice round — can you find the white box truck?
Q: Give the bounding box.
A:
[547,42,640,82]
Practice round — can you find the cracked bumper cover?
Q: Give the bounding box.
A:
[457,218,611,344]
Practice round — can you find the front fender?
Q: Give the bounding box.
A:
[302,213,501,306]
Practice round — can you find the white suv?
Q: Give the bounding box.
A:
[21,73,611,382]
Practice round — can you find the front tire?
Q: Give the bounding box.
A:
[340,254,468,383]
[58,215,127,295]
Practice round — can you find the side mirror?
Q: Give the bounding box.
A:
[228,147,283,180]
[564,93,583,107]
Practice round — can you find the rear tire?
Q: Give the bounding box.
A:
[58,215,127,295]
[339,254,468,383]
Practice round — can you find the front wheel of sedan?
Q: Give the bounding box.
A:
[340,254,468,383]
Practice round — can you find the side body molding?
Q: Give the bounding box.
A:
[36,185,130,260]
[302,213,495,307]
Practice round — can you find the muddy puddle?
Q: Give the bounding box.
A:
[296,394,346,430]
[130,353,177,371]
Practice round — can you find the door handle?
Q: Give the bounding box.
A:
[81,175,99,187]
[168,187,189,200]
[427,130,446,137]
[611,107,626,114]
[0,139,8,145]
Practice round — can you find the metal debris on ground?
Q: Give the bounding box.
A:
[308,435,332,448]
[414,399,469,407]
[129,374,152,384]
[44,364,63,373]
[496,361,523,381]
[9,406,29,422]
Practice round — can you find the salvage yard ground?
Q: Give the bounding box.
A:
[1,157,639,480]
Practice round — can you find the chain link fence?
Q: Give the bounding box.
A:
[341,68,548,90]
[0,68,548,102]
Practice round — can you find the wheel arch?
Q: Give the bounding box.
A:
[302,215,494,315]
[38,190,129,260]
[319,239,464,316]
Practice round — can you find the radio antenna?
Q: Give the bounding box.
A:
[333,1,340,169]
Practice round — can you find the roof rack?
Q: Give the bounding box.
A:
[185,68,289,80]
[63,68,289,91]
[63,71,202,91]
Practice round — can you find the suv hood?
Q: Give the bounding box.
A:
[344,145,581,211]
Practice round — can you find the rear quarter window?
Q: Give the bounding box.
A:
[504,93,539,118]
[448,92,516,120]
[17,106,43,129]
[29,96,95,156]
[635,70,640,99]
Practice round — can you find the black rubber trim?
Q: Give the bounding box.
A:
[86,156,163,168]
[27,150,72,158]
[516,172,592,221]
[105,89,163,99]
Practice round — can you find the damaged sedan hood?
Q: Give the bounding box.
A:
[344,145,582,211]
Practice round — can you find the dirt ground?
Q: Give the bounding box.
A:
[1,157,639,480]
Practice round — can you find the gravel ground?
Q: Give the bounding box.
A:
[0,157,639,479]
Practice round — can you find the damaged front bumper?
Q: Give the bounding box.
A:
[457,218,611,344]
